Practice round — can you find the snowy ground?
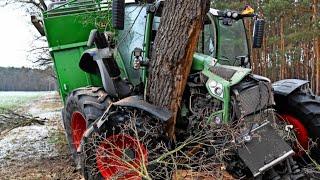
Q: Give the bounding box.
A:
[0,125,58,165]
[0,91,52,108]
[0,91,82,179]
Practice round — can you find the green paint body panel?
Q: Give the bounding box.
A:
[141,12,154,85]
[193,53,251,123]
[203,67,251,123]
[43,0,112,102]
[43,0,112,49]
[43,12,107,48]
[51,47,103,102]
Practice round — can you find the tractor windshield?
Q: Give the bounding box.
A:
[217,19,249,66]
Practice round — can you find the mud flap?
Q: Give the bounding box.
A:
[237,121,294,177]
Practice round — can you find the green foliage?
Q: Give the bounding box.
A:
[211,1,244,10]
[210,0,320,93]
[263,0,292,17]
[211,0,318,44]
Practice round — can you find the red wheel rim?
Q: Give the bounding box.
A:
[71,111,87,150]
[96,134,147,180]
[280,114,309,154]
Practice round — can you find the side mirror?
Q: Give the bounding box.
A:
[252,19,265,48]
[112,0,125,30]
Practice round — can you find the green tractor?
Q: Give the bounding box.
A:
[33,0,320,179]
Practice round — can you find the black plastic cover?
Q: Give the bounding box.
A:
[272,79,309,96]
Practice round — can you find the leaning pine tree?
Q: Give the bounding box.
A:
[146,0,209,140]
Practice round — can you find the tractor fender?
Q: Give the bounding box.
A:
[272,79,309,96]
[112,96,172,122]
[80,96,171,152]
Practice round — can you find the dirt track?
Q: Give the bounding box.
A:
[0,92,82,180]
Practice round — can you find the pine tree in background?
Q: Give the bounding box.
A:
[212,0,320,95]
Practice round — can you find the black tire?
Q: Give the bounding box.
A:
[81,107,165,180]
[63,87,110,169]
[274,89,320,162]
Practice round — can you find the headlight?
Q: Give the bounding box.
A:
[226,11,232,17]
[207,79,224,98]
[214,86,223,96]
[232,12,238,18]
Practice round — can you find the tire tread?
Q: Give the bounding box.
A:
[63,87,110,169]
[279,90,320,162]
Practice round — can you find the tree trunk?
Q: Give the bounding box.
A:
[146,0,209,140]
[280,16,286,79]
[312,0,320,95]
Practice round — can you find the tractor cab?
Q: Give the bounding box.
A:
[199,8,252,67]
[197,7,265,68]
[116,2,264,87]
[136,2,264,68]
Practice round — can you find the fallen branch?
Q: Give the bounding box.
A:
[0,107,47,136]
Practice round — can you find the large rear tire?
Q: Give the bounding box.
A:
[274,90,320,162]
[63,87,110,169]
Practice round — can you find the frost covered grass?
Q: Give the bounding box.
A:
[0,91,63,168]
[0,91,55,108]
[0,125,59,167]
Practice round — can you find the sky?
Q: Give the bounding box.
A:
[0,5,35,68]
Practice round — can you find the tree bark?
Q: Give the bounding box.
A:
[280,16,286,79]
[146,0,209,140]
[312,0,320,95]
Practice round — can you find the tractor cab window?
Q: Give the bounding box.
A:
[217,19,249,66]
[197,19,216,57]
[118,5,146,85]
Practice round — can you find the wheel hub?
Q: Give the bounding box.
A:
[122,148,135,161]
[96,134,147,179]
